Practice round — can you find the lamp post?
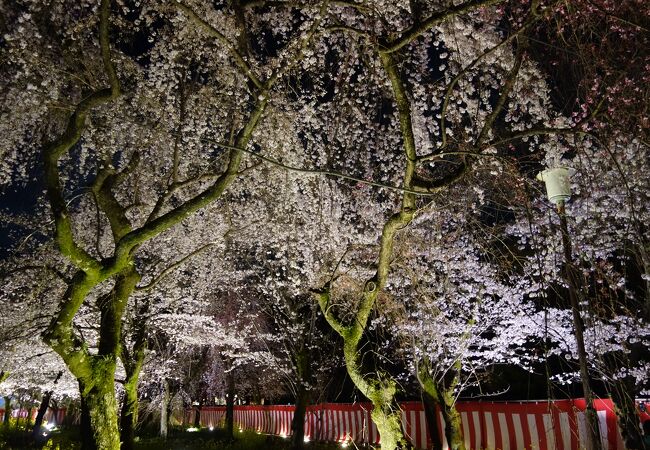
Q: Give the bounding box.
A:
[537,167,602,450]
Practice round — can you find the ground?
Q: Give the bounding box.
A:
[0,425,346,450]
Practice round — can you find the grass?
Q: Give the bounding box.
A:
[134,428,346,450]
[1,424,350,450]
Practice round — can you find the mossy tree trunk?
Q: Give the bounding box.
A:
[119,301,147,450]
[417,360,465,450]
[421,390,443,450]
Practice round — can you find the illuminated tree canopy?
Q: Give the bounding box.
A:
[0,0,648,449]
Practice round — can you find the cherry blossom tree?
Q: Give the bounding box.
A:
[506,134,650,448]
[1,0,329,446]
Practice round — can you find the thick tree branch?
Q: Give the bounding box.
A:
[114,92,269,267]
[42,0,121,274]
[92,152,139,241]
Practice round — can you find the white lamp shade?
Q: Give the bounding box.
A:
[536,167,576,205]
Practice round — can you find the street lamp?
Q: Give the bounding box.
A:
[537,166,602,450]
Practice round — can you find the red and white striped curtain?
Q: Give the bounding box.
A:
[193,399,650,449]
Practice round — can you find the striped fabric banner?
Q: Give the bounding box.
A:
[191,398,649,449]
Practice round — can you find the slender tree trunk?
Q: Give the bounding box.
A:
[3,396,11,426]
[32,392,53,439]
[160,378,169,439]
[194,399,202,428]
[558,202,602,450]
[226,371,235,440]
[609,375,644,449]
[32,371,63,439]
[291,344,312,450]
[417,359,465,450]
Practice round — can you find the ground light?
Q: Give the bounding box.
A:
[186,427,199,432]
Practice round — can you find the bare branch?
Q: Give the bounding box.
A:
[136,243,218,292]
[175,2,264,90]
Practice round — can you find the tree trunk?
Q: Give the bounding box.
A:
[291,343,313,450]
[194,399,202,428]
[371,401,406,450]
[417,359,465,450]
[120,381,138,450]
[32,371,63,439]
[32,392,53,438]
[120,314,146,450]
[440,398,464,450]
[79,384,98,450]
[3,396,10,426]
[610,376,644,449]
[226,371,235,440]
[291,383,309,450]
[78,368,121,450]
[160,378,169,439]
[421,390,443,450]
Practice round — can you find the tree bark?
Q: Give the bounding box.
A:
[609,376,644,449]
[79,369,121,450]
[421,390,443,450]
[3,396,11,426]
[32,371,63,439]
[194,399,203,428]
[160,378,170,439]
[225,371,235,440]
[291,384,309,449]
[291,344,312,450]
[120,299,147,450]
[417,359,465,450]
[440,398,464,450]
[32,392,53,439]
[119,380,138,450]
[79,382,98,450]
